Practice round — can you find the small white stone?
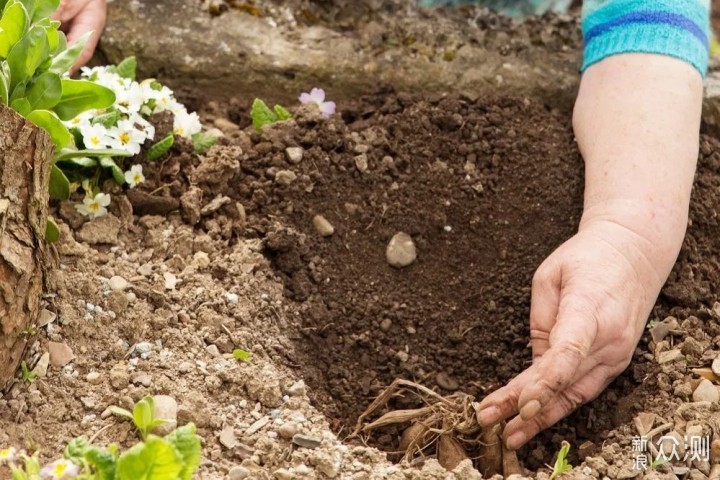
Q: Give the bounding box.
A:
[164,272,177,290]
[386,232,417,268]
[693,379,719,403]
[285,147,304,164]
[108,276,129,291]
[275,170,297,185]
[312,215,335,237]
[226,292,239,303]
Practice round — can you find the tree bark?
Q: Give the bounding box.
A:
[0,105,52,389]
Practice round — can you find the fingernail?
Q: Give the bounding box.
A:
[477,406,502,426]
[519,399,542,421]
[506,431,527,450]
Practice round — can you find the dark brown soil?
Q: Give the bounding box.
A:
[143,89,720,470]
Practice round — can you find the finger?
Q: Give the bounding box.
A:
[515,293,599,422]
[66,1,107,72]
[529,261,561,360]
[503,367,611,450]
[476,367,536,427]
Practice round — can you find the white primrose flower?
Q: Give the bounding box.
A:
[65,110,94,129]
[173,109,202,138]
[131,114,156,140]
[115,81,145,114]
[108,119,146,154]
[75,193,111,220]
[79,123,113,149]
[151,85,177,113]
[40,458,79,479]
[124,164,145,188]
[0,447,17,465]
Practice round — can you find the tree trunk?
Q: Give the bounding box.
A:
[0,105,52,389]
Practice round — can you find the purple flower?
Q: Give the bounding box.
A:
[299,88,336,118]
[40,459,79,479]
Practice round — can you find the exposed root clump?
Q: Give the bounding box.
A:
[352,379,523,477]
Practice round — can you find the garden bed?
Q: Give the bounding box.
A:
[1,85,720,479]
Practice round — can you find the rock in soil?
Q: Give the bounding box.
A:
[693,379,719,403]
[75,215,121,245]
[386,232,417,268]
[152,396,178,435]
[312,215,335,237]
[47,342,75,367]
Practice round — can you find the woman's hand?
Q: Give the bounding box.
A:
[51,0,108,73]
[476,53,703,449]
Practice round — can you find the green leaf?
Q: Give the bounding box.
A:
[146,134,174,161]
[49,30,90,75]
[549,441,572,480]
[64,437,91,462]
[56,156,96,168]
[251,98,277,132]
[27,109,72,149]
[45,216,59,242]
[49,164,70,199]
[115,56,136,80]
[109,406,134,421]
[232,349,252,362]
[99,157,125,185]
[16,0,35,19]
[7,25,49,91]
[165,424,202,480]
[116,436,183,480]
[31,0,58,22]
[85,446,118,480]
[274,104,292,121]
[0,61,9,104]
[0,2,29,58]
[10,96,30,116]
[191,132,217,154]
[133,396,155,438]
[53,78,115,121]
[26,71,61,110]
[92,109,120,128]
[55,148,132,161]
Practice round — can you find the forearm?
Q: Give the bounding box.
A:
[573,53,703,279]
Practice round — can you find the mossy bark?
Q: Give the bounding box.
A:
[0,105,52,390]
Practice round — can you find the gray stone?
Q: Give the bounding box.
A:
[228,466,251,480]
[312,215,335,237]
[386,232,417,268]
[287,380,306,397]
[219,425,238,449]
[205,344,221,357]
[291,434,322,449]
[711,358,720,378]
[285,147,304,164]
[693,379,719,403]
[37,309,56,327]
[75,215,121,245]
[278,422,298,440]
[132,373,152,387]
[152,395,178,435]
[658,349,683,364]
[33,353,50,378]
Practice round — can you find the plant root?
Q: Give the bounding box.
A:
[353,378,522,476]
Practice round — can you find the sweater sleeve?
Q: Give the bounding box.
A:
[582,0,711,76]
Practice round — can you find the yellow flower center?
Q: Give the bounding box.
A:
[133,173,143,184]
[174,127,184,136]
[53,462,68,476]
[89,203,100,213]
[119,132,131,144]
[90,136,100,146]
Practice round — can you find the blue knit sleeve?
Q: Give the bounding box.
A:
[582,0,711,76]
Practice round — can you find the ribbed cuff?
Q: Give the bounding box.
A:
[582,1,710,77]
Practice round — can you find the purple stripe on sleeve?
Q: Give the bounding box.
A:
[584,10,709,49]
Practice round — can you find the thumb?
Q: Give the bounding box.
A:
[516,291,598,421]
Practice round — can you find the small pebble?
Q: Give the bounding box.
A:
[712,358,720,377]
[132,373,152,387]
[278,422,298,440]
[86,372,103,385]
[354,154,368,172]
[137,263,153,276]
[164,272,178,290]
[108,276,129,291]
[152,396,178,435]
[312,215,334,237]
[285,147,304,164]
[435,372,460,391]
[37,309,56,327]
[693,379,719,403]
[134,342,153,355]
[48,342,75,367]
[380,318,392,332]
[33,353,50,378]
[226,292,239,303]
[292,434,321,449]
[206,345,221,357]
[386,232,417,268]
[287,380,306,397]
[228,466,251,480]
[275,170,297,185]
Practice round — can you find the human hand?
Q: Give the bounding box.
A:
[51,0,108,73]
[475,202,686,450]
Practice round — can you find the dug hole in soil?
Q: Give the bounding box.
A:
[4,88,720,479]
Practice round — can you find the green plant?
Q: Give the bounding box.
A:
[232,348,252,362]
[548,441,572,480]
[251,98,292,132]
[4,422,202,479]
[109,396,168,441]
[19,361,36,383]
